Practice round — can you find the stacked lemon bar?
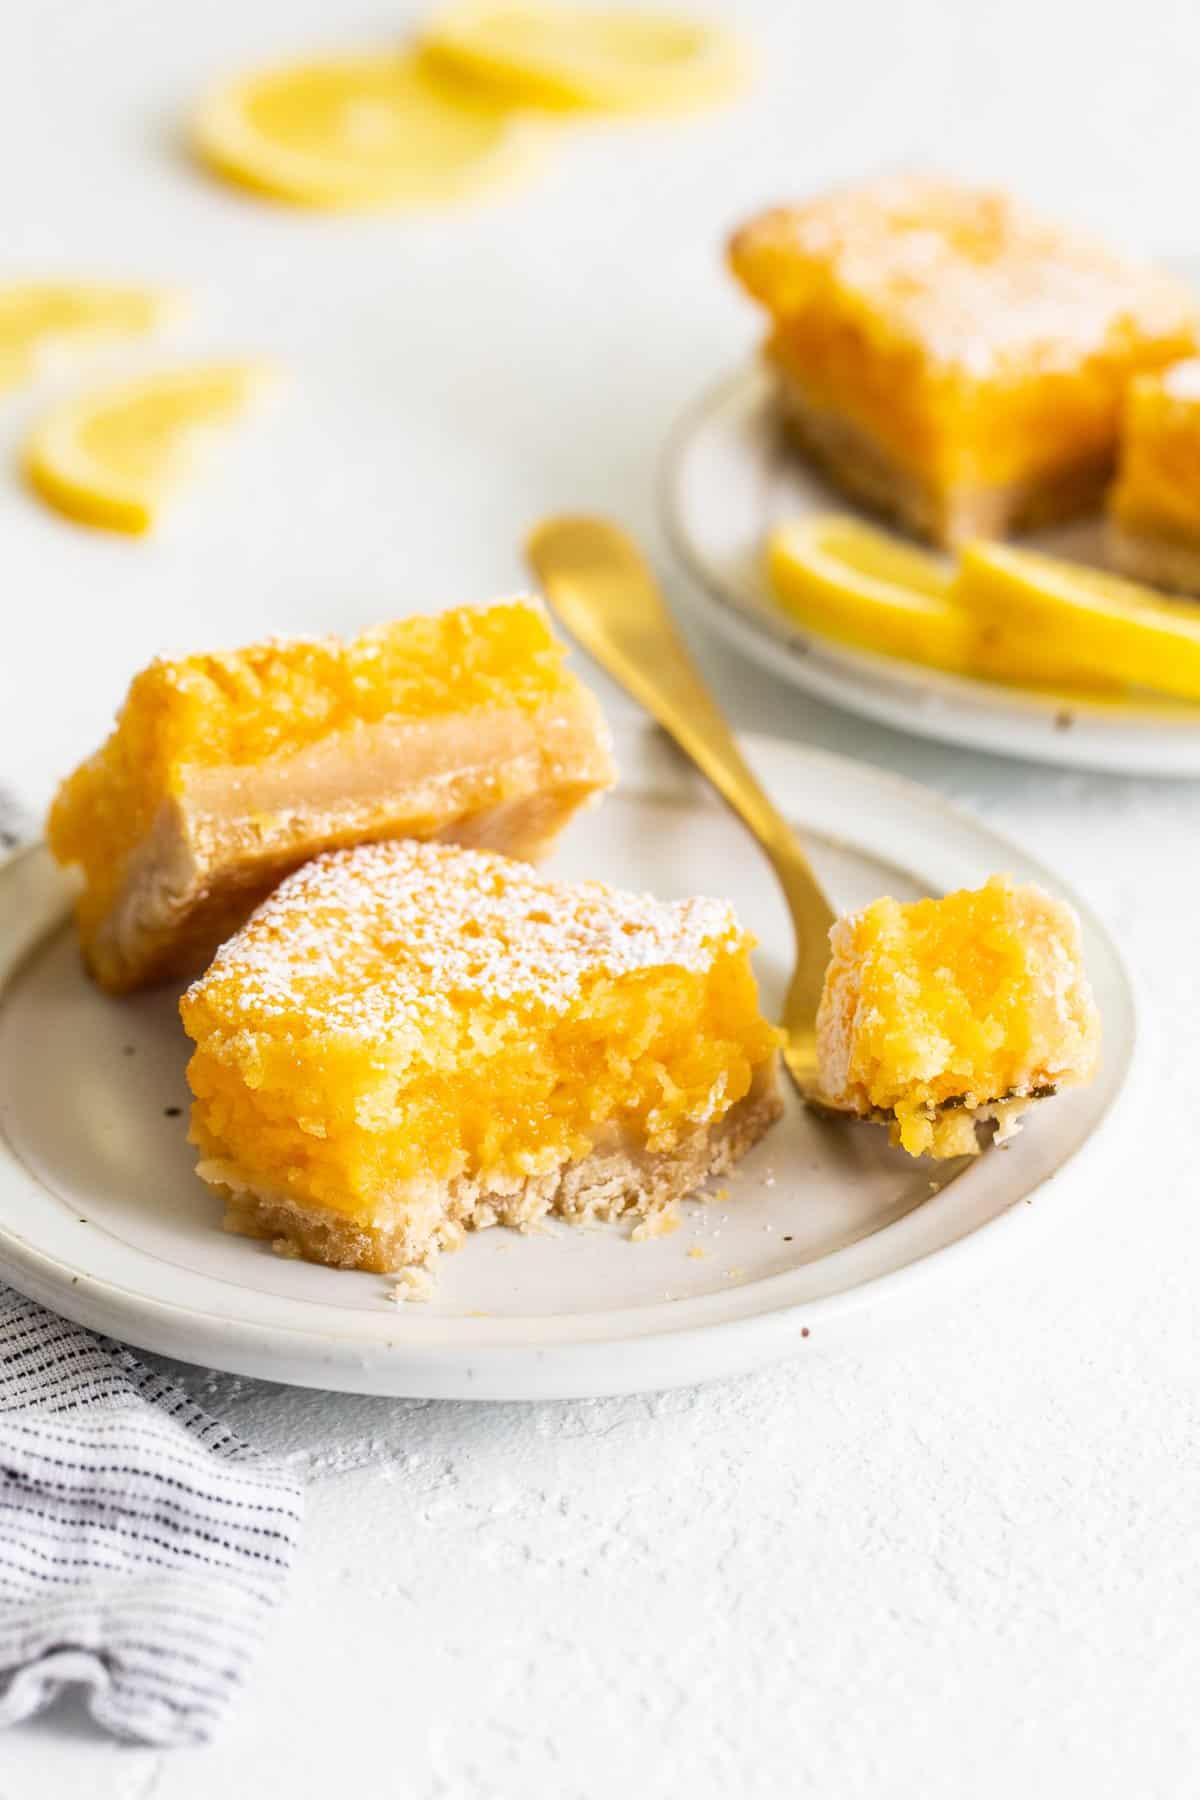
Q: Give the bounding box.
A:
[730,173,1197,548]
[50,600,783,1283]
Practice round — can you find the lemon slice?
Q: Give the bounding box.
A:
[956,542,1200,702]
[766,515,972,675]
[0,283,176,393]
[25,364,275,534]
[193,52,536,210]
[421,2,747,113]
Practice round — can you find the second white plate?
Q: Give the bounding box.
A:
[0,730,1136,1399]
[661,364,1200,777]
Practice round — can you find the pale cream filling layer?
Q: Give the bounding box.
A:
[180,689,612,833]
[90,686,614,987]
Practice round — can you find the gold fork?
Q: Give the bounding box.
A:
[526,513,836,1101]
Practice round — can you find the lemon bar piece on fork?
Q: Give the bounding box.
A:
[816,876,1100,1157]
[180,840,782,1280]
[48,601,614,992]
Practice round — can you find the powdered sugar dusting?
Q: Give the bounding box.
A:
[738,174,1197,377]
[186,839,741,1043]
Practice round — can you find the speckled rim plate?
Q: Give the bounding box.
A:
[661,363,1200,777]
[0,730,1137,1400]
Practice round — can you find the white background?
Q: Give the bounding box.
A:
[3,1,1198,1794]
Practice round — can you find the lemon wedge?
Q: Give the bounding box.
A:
[0,283,176,393]
[421,2,747,113]
[956,542,1200,702]
[25,364,275,534]
[766,515,972,675]
[193,52,536,210]
[767,516,1126,697]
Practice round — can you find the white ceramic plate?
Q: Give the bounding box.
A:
[661,364,1200,777]
[0,730,1135,1400]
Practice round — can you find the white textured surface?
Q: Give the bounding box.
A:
[3,0,1198,1792]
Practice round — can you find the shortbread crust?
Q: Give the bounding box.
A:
[206,1076,782,1275]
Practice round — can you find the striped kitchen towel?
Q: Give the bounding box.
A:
[0,790,303,1745]
[0,1287,304,1747]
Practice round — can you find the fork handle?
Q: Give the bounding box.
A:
[525,516,835,938]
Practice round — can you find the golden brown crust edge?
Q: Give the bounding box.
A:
[205,1072,784,1277]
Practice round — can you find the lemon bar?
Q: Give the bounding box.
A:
[1109,360,1200,592]
[180,839,782,1277]
[816,876,1100,1158]
[48,601,614,992]
[729,174,1197,547]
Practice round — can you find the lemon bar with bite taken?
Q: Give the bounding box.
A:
[729,174,1197,547]
[1109,359,1200,593]
[48,601,614,993]
[180,839,782,1279]
[816,876,1100,1158]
